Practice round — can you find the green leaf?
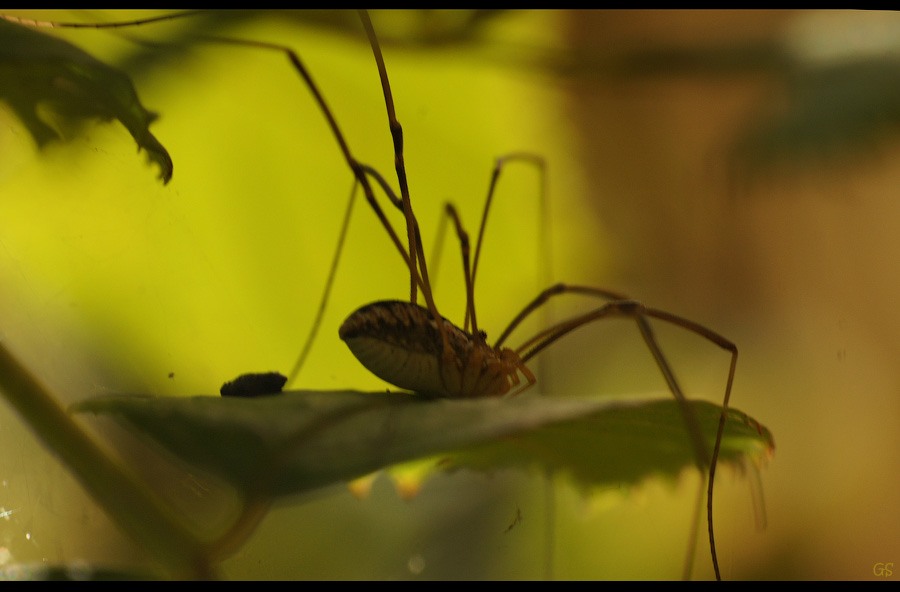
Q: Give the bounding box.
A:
[443,397,771,487]
[72,390,774,499]
[0,18,172,183]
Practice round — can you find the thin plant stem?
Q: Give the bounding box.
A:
[0,343,214,579]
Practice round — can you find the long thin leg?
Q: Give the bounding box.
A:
[513,296,713,466]
[440,203,480,337]
[287,180,358,386]
[195,35,413,278]
[425,153,549,334]
[426,202,453,292]
[355,11,459,362]
[183,21,462,375]
[495,283,628,349]
[417,199,483,336]
[181,33,452,381]
[500,283,737,580]
[463,151,554,577]
[289,163,445,387]
[422,151,557,576]
[471,153,547,291]
[358,11,434,318]
[682,469,707,581]
[468,154,547,331]
[10,11,398,257]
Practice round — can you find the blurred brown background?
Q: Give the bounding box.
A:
[557,9,900,580]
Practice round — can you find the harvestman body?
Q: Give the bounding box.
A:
[340,300,533,398]
[7,10,742,579]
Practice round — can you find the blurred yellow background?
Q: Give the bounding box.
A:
[0,9,896,580]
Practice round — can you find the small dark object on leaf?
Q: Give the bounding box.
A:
[220,372,287,398]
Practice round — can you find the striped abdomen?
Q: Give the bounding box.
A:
[338,300,527,398]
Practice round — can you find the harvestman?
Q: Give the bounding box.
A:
[8,9,740,579]
[292,13,738,580]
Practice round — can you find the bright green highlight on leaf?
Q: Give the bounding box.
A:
[73,390,773,501]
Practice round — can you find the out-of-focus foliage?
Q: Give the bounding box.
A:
[0,18,172,182]
[8,10,900,188]
[734,56,900,177]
